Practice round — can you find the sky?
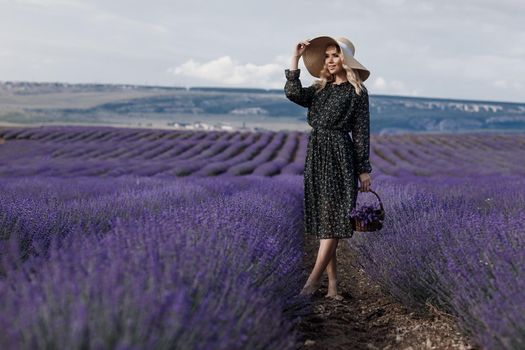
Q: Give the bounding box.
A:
[1,0,524,103]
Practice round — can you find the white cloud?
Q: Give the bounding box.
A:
[167,56,283,88]
[370,76,418,96]
[492,80,523,90]
[12,0,90,12]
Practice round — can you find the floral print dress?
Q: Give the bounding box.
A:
[284,68,372,239]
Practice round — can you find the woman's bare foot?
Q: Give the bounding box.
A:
[325,280,344,300]
[299,278,322,296]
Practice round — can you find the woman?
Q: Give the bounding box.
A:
[284,36,372,300]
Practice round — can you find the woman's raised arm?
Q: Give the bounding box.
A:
[284,68,316,108]
[284,40,315,108]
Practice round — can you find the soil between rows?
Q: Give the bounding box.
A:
[294,234,479,350]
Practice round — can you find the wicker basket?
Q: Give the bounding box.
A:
[350,188,385,232]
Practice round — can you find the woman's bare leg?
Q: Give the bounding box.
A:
[325,239,341,297]
[300,238,338,295]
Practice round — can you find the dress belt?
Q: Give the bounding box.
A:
[312,126,346,132]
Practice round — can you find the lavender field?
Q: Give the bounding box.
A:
[1,125,524,349]
[1,125,524,178]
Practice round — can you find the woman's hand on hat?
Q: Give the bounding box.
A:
[294,40,310,58]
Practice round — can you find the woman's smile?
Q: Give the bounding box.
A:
[325,47,342,74]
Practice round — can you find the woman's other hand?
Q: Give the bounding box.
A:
[293,40,310,58]
[358,172,371,192]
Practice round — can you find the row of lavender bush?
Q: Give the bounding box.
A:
[0,126,308,177]
[0,174,310,349]
[3,125,525,179]
[348,174,525,350]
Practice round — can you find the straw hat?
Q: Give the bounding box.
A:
[302,36,370,81]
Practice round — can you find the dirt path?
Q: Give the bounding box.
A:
[295,234,479,350]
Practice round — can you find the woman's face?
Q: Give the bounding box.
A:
[325,46,344,75]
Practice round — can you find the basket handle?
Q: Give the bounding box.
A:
[357,188,384,212]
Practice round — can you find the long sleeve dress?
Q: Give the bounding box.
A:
[284,68,372,239]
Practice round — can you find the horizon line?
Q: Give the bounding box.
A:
[1,79,524,106]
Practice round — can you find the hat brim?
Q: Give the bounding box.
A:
[302,36,370,81]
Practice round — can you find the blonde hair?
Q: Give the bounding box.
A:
[313,44,366,96]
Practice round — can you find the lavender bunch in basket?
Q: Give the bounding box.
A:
[349,204,382,225]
